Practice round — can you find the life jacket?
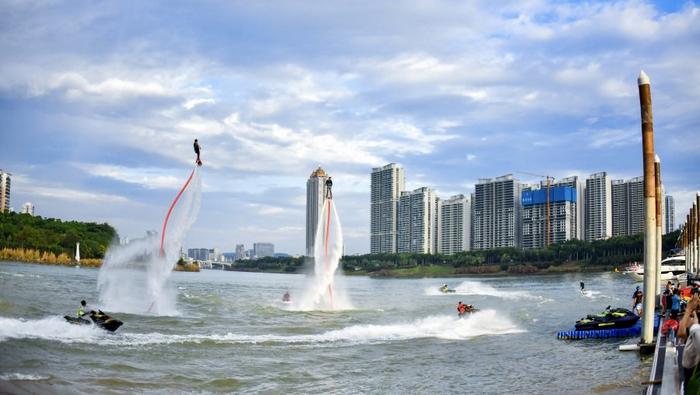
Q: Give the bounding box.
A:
[77,306,85,317]
[662,319,679,335]
[458,304,467,313]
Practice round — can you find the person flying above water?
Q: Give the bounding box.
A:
[193,139,202,166]
[325,177,333,199]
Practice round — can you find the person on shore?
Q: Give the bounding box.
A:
[662,282,673,317]
[632,285,641,299]
[679,295,700,388]
[193,139,201,165]
[632,288,643,316]
[671,288,681,317]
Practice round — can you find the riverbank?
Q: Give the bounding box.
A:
[221,261,616,278]
[0,254,200,272]
[345,261,616,278]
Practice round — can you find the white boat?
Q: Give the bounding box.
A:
[625,255,686,282]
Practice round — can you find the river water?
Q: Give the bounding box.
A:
[0,261,650,394]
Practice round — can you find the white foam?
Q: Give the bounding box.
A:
[0,316,105,343]
[0,373,50,381]
[0,311,524,346]
[581,290,610,299]
[425,280,544,301]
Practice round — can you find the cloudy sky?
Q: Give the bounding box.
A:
[1,0,698,255]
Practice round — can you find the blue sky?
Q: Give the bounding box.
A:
[1,0,698,255]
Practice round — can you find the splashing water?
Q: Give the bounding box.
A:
[295,199,351,311]
[97,167,202,315]
[424,280,549,301]
[0,310,523,346]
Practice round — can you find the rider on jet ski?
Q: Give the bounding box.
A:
[77,300,95,318]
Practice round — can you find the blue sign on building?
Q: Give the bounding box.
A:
[522,186,576,206]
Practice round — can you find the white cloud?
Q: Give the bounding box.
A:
[77,164,182,189]
[12,177,128,204]
[587,128,639,148]
[182,98,215,110]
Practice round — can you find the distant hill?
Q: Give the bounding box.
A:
[0,212,117,259]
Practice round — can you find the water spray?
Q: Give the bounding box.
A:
[160,168,196,256]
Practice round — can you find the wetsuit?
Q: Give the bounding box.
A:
[194,140,200,161]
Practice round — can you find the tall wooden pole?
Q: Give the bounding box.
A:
[696,193,700,273]
[654,156,662,295]
[638,70,657,345]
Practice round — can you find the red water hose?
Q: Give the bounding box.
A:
[159,168,196,256]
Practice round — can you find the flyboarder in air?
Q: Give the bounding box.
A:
[193,139,202,166]
[325,177,333,199]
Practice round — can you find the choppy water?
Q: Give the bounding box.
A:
[0,261,649,394]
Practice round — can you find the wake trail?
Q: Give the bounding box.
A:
[0,310,525,346]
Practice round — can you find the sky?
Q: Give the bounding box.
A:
[1,0,699,255]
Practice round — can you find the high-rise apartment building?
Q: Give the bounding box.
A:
[438,194,471,255]
[253,242,274,258]
[553,176,584,240]
[611,176,644,237]
[21,202,34,216]
[584,172,613,241]
[471,174,522,250]
[0,170,10,213]
[371,163,405,254]
[397,187,438,254]
[235,244,245,260]
[521,186,577,249]
[665,195,675,234]
[188,248,210,261]
[306,167,329,256]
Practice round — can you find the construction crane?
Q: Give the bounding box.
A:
[517,171,556,247]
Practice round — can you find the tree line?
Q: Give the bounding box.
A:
[248,230,681,273]
[0,212,117,259]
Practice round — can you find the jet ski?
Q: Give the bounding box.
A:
[439,284,456,294]
[64,310,123,332]
[574,306,639,331]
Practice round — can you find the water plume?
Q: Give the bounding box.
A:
[97,167,202,315]
[294,199,351,311]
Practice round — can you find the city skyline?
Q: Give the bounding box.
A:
[2,1,699,255]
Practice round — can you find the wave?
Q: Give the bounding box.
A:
[425,280,547,301]
[0,373,50,381]
[581,290,610,299]
[0,311,524,346]
[0,316,105,343]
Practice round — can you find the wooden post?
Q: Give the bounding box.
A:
[638,70,656,345]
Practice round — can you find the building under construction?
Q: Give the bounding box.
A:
[521,186,577,249]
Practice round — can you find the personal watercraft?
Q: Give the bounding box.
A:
[439,284,456,294]
[64,310,123,332]
[574,306,639,331]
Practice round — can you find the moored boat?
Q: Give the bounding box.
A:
[575,307,640,331]
[625,254,685,282]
